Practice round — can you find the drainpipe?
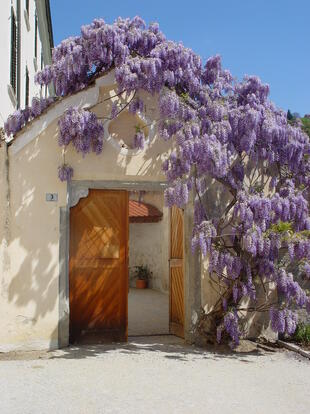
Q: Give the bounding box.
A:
[0,139,11,275]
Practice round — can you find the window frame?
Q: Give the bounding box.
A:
[25,66,30,108]
[10,7,18,97]
[34,10,38,60]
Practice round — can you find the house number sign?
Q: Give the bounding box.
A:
[46,193,58,202]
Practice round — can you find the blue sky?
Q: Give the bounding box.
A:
[50,0,310,115]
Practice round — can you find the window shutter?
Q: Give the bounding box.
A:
[34,11,38,59]
[10,8,17,95]
[25,66,29,107]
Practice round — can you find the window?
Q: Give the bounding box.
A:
[24,0,30,31]
[34,11,38,60]
[25,66,29,107]
[10,8,17,95]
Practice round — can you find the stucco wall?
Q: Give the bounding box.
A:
[1,71,274,350]
[128,192,169,293]
[200,173,277,341]
[0,75,173,351]
[0,121,66,351]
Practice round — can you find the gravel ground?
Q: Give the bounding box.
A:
[0,335,310,414]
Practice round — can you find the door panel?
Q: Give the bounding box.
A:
[69,189,128,343]
[169,206,184,338]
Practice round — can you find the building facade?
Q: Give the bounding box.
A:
[0,70,276,351]
[0,0,54,130]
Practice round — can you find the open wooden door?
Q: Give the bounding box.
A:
[169,206,185,338]
[69,189,128,344]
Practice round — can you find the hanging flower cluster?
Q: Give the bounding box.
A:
[56,107,104,181]
[5,16,310,346]
[270,308,298,335]
[58,164,74,182]
[217,311,241,348]
[4,97,56,136]
[58,107,104,155]
[133,131,145,150]
[129,97,144,114]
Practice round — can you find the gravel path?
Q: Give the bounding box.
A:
[1,335,309,414]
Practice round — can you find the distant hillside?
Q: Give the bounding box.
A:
[287,110,310,138]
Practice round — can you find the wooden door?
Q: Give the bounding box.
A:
[169,206,185,338]
[69,189,129,344]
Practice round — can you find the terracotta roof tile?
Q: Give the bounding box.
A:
[129,200,163,223]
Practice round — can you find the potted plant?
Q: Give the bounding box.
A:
[134,265,152,289]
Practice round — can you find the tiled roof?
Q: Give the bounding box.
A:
[129,200,163,223]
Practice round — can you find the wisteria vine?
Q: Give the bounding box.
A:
[5,16,310,347]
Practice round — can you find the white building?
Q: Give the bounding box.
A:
[0,0,54,130]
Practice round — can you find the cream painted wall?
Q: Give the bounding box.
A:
[200,172,277,341]
[0,0,48,129]
[0,70,274,350]
[0,121,66,351]
[0,76,246,348]
[128,192,169,293]
[0,75,173,351]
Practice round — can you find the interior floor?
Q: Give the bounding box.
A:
[128,288,169,336]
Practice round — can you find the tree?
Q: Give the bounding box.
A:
[301,117,310,138]
[287,109,294,121]
[4,16,310,347]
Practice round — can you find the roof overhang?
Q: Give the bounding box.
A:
[9,72,115,156]
[129,200,163,223]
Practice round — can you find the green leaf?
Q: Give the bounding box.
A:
[135,124,142,133]
[269,221,293,234]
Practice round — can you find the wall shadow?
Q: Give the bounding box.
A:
[50,337,266,362]
[5,129,60,333]
[2,90,174,349]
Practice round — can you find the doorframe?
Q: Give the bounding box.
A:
[58,180,201,348]
[169,206,185,338]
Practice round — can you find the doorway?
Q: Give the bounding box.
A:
[169,206,185,338]
[68,188,184,344]
[127,191,170,336]
[69,189,128,344]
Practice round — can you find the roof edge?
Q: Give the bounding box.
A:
[9,72,116,156]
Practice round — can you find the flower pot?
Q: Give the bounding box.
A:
[136,279,147,289]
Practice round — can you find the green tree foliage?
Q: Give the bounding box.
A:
[293,323,310,345]
[301,117,310,138]
[287,109,294,121]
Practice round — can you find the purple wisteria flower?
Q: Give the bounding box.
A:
[129,98,144,114]
[58,107,104,155]
[133,131,145,149]
[4,97,55,136]
[270,308,298,335]
[223,311,240,348]
[58,164,74,182]
[4,15,310,344]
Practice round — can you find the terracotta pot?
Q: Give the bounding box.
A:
[136,279,147,289]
